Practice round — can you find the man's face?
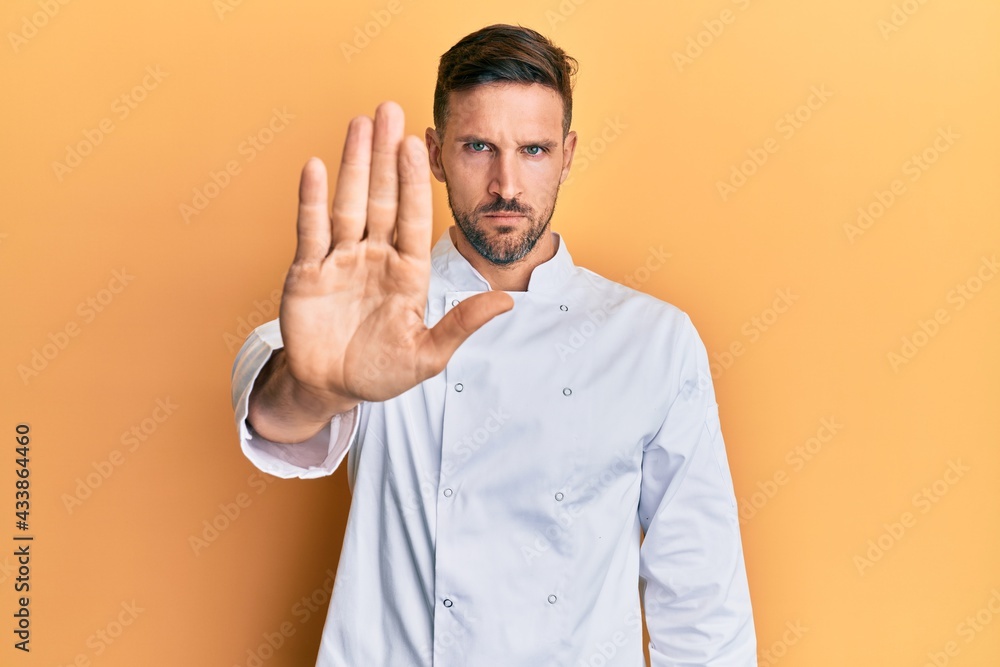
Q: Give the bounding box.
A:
[426,82,577,266]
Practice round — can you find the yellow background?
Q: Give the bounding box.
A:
[2,0,998,665]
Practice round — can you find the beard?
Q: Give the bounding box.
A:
[445,181,558,266]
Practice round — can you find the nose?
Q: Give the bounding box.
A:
[487,150,522,201]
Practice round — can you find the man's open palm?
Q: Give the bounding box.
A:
[278,102,514,408]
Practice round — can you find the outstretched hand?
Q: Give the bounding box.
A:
[277,102,514,413]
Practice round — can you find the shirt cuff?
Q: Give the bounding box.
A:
[230,318,362,479]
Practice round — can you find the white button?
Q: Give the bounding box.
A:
[455,383,464,392]
[559,304,568,311]
[443,598,453,608]
[554,492,564,501]
[547,594,557,604]
[443,488,453,497]
[451,299,459,306]
[562,387,572,396]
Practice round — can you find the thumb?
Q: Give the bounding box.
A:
[419,291,515,375]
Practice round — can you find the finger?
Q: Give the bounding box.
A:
[364,101,405,245]
[331,115,374,248]
[395,135,433,262]
[294,157,331,264]
[418,292,516,377]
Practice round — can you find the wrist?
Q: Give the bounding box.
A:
[288,375,360,423]
[248,350,359,443]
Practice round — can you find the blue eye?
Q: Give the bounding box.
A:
[469,142,488,152]
[525,146,542,155]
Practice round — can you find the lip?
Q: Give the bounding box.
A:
[483,214,525,218]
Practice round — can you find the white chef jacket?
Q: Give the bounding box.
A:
[231,226,756,666]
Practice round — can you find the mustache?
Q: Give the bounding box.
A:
[478,197,530,215]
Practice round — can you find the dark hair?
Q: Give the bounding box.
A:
[433,24,578,139]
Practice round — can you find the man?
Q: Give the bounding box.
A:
[231,23,756,666]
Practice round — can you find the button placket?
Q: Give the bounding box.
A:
[434,319,471,660]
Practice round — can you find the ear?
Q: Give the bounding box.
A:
[559,130,578,184]
[425,127,447,183]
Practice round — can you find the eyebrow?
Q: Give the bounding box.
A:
[454,135,560,150]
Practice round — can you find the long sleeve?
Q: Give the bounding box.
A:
[637,315,757,666]
[230,318,361,479]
